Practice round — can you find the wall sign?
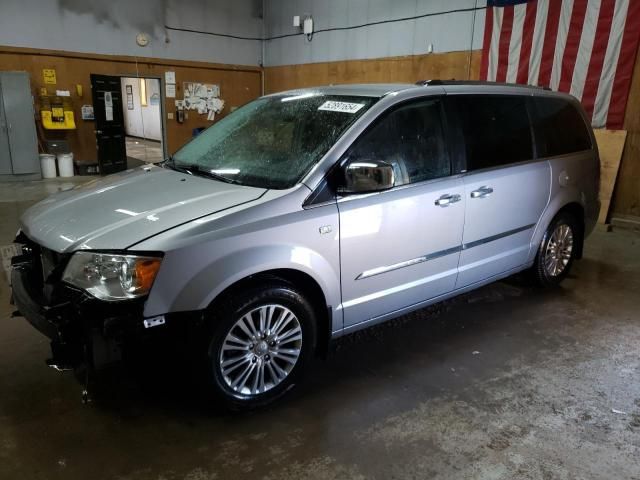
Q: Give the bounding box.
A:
[81,105,94,120]
[126,85,134,110]
[43,69,57,85]
[104,91,113,121]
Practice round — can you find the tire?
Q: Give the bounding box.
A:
[204,280,317,410]
[532,212,580,287]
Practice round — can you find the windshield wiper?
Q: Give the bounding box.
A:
[169,162,238,184]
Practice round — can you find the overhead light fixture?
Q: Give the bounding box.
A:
[140,78,147,106]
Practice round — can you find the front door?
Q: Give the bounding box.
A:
[337,97,466,329]
[449,94,551,288]
[90,74,127,174]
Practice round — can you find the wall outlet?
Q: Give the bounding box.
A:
[167,112,174,120]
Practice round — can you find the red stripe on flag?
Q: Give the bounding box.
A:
[517,1,538,84]
[538,0,563,87]
[581,0,616,120]
[496,6,515,82]
[607,1,640,129]
[557,0,589,93]
[480,7,494,80]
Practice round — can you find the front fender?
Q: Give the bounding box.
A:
[144,243,341,325]
[194,245,340,314]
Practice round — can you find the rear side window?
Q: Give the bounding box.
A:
[344,98,450,186]
[450,95,533,171]
[531,97,592,157]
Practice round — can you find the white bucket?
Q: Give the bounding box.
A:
[39,154,57,178]
[57,153,74,177]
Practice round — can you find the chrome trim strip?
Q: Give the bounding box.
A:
[355,223,536,280]
[461,223,536,250]
[356,246,461,280]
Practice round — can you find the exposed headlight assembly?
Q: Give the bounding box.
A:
[62,252,162,301]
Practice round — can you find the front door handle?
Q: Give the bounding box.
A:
[435,193,461,207]
[470,186,493,198]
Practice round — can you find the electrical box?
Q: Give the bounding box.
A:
[40,95,76,130]
[303,17,313,35]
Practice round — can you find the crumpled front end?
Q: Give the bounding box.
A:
[9,233,177,374]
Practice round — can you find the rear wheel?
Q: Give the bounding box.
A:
[205,281,317,410]
[532,212,579,287]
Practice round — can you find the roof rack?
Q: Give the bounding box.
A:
[415,79,551,90]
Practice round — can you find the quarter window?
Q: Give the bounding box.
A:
[451,95,533,171]
[531,97,592,157]
[344,99,450,186]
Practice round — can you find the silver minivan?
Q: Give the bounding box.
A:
[11,81,600,408]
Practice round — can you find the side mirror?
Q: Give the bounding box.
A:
[340,159,395,194]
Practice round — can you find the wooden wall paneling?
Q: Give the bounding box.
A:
[594,129,627,224]
[264,50,482,94]
[612,45,640,218]
[0,46,262,165]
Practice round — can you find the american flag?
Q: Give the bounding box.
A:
[480,0,640,129]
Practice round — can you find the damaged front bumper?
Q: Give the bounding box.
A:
[11,255,145,371]
[10,245,197,375]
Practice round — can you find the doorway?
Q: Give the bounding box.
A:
[121,77,164,166]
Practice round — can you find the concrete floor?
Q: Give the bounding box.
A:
[126,137,164,164]
[1,177,639,480]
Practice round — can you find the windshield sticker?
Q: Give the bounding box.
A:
[318,101,365,114]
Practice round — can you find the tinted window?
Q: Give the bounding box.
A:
[451,95,533,171]
[344,99,449,186]
[532,97,592,157]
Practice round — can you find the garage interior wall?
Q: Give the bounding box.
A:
[0,0,263,163]
[0,0,638,218]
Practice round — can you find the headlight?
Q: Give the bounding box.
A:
[62,252,162,301]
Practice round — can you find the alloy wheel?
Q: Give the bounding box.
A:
[544,223,574,277]
[218,304,303,396]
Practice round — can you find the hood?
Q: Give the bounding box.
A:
[20,165,266,253]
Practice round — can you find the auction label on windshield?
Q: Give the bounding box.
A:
[318,101,365,114]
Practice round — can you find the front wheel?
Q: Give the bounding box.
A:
[532,213,579,287]
[205,281,317,410]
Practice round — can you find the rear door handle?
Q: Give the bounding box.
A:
[435,193,461,207]
[470,186,493,198]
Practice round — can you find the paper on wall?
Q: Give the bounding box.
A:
[165,71,176,84]
[181,82,223,118]
[104,91,114,121]
[166,83,176,98]
[81,104,94,120]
